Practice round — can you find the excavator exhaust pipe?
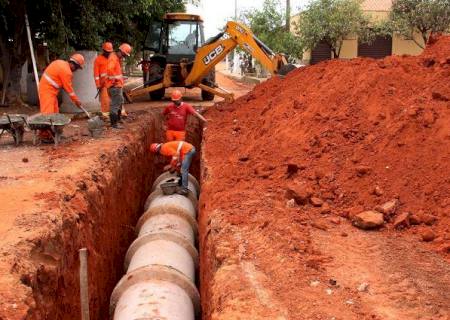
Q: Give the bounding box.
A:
[109,172,200,320]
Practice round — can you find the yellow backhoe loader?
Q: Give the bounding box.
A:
[126,13,296,102]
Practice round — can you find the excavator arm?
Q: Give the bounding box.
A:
[184,21,290,86]
[126,20,294,102]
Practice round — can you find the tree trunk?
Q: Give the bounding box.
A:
[0,1,29,105]
[286,0,291,32]
[6,59,26,105]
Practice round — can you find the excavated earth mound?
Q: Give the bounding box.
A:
[205,35,450,254]
[200,36,450,319]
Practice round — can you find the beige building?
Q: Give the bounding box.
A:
[292,0,425,64]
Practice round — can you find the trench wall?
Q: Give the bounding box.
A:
[1,108,204,320]
[29,114,162,319]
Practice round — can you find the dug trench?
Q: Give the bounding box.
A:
[0,109,204,319]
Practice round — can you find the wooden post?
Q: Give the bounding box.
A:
[79,248,90,320]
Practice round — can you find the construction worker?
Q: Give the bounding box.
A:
[38,53,85,114]
[163,89,207,141]
[150,141,196,195]
[94,42,113,116]
[106,43,132,129]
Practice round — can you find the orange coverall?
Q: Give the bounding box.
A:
[160,141,194,165]
[93,54,110,113]
[38,60,81,114]
[106,52,124,88]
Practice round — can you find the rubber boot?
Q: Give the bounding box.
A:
[110,112,123,129]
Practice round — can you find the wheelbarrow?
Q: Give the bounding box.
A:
[0,114,27,146]
[27,114,71,146]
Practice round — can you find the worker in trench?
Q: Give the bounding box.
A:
[94,42,113,117]
[150,141,196,196]
[163,89,207,141]
[106,43,132,129]
[38,53,85,140]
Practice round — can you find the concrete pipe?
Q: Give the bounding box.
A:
[144,188,198,213]
[152,171,200,195]
[138,194,198,238]
[138,213,196,244]
[110,265,200,319]
[110,172,200,320]
[124,233,199,281]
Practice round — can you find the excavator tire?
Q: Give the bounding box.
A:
[278,64,297,76]
[150,88,166,100]
[148,64,165,100]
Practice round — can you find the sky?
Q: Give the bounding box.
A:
[186,0,311,38]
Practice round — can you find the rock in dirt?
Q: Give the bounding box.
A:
[285,182,313,205]
[355,165,371,177]
[352,211,384,230]
[312,221,328,231]
[310,197,324,207]
[321,202,331,214]
[286,199,296,208]
[415,212,437,226]
[357,283,369,292]
[421,229,436,242]
[393,212,411,229]
[372,186,384,196]
[375,199,399,217]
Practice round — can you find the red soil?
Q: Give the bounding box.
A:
[200,36,450,319]
[206,36,450,255]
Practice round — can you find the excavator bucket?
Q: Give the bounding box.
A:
[278,64,297,76]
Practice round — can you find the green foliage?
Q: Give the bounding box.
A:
[0,0,188,58]
[242,0,303,59]
[390,0,450,48]
[295,0,370,58]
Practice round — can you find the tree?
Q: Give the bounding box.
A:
[242,0,303,60]
[295,0,370,58]
[0,0,189,104]
[390,0,450,49]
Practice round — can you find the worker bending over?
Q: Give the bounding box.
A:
[106,43,132,129]
[150,141,196,195]
[39,54,85,114]
[163,89,207,141]
[94,42,113,116]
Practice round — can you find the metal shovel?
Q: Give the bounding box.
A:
[79,105,104,137]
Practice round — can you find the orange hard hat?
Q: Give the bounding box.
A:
[119,43,132,56]
[102,42,113,53]
[171,90,183,101]
[150,143,161,153]
[69,53,85,69]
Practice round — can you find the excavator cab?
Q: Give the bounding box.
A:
[143,13,214,100]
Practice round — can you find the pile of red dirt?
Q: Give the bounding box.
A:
[205,36,450,255]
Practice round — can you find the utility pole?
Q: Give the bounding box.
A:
[286,0,291,31]
[235,0,238,20]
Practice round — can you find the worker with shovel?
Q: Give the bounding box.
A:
[106,43,132,129]
[163,89,207,141]
[150,141,196,195]
[94,42,113,117]
[37,54,85,141]
[39,53,85,114]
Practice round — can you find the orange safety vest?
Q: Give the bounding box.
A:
[38,60,80,114]
[106,52,124,88]
[93,54,109,88]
